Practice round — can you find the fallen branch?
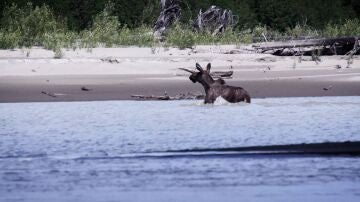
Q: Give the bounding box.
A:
[131,92,204,101]
[100,57,120,63]
[253,36,360,56]
[254,37,359,50]
[346,37,359,68]
[41,91,57,98]
[153,0,181,37]
[192,5,237,35]
[224,50,242,54]
[210,71,233,78]
[176,68,233,78]
[131,94,171,100]
[81,86,92,91]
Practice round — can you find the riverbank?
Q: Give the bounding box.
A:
[1,46,359,103]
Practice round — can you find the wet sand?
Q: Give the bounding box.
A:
[0,46,359,103]
[0,73,360,103]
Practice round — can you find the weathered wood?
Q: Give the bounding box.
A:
[81,86,92,91]
[254,36,360,57]
[192,5,237,35]
[252,36,318,43]
[210,71,233,78]
[346,38,359,68]
[41,91,57,98]
[131,92,204,101]
[177,68,233,79]
[153,0,181,37]
[100,57,120,63]
[253,36,359,51]
[131,94,171,100]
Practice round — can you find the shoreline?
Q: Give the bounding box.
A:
[1,74,359,103]
[1,47,359,103]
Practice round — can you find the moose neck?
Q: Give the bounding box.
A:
[199,75,215,92]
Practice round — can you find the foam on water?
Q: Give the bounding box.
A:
[189,96,254,107]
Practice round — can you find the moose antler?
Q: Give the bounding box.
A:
[178,67,196,73]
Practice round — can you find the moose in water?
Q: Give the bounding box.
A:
[179,63,251,104]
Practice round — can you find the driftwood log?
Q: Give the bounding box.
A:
[178,68,233,79]
[253,36,360,56]
[41,91,57,98]
[153,1,237,38]
[153,0,181,38]
[100,57,120,63]
[131,92,204,101]
[192,5,237,35]
[210,71,233,78]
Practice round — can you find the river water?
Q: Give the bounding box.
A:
[1,96,360,201]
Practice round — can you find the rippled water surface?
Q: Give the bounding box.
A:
[1,97,360,202]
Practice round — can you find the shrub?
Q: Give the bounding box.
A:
[0,31,21,49]
[43,31,78,57]
[165,24,195,49]
[252,25,268,39]
[79,7,119,50]
[285,24,319,39]
[1,3,64,48]
[120,26,156,47]
[323,19,360,37]
[125,26,156,47]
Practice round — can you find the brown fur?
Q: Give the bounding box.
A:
[189,63,251,104]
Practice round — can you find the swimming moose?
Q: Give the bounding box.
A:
[179,63,251,104]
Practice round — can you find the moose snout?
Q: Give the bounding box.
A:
[189,76,197,83]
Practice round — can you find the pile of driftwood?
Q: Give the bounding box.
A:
[153,0,181,38]
[253,36,360,56]
[192,5,237,36]
[131,92,204,101]
[153,0,236,37]
[100,57,120,63]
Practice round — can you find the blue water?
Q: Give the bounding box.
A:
[1,97,360,201]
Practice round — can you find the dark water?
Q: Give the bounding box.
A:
[1,97,360,201]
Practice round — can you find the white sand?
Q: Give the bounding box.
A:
[1,45,358,78]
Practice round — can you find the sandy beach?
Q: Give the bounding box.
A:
[1,45,359,103]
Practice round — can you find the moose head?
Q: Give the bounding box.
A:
[179,63,222,90]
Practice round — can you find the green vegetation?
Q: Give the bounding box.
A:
[323,19,360,38]
[0,0,359,57]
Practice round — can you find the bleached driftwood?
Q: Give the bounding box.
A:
[41,91,57,98]
[192,5,237,35]
[253,36,360,56]
[100,57,120,63]
[210,71,233,78]
[131,92,204,101]
[153,0,181,37]
[178,67,233,79]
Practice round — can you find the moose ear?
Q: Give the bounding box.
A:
[196,63,204,73]
[206,63,211,72]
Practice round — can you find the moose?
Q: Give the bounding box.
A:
[179,63,251,104]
